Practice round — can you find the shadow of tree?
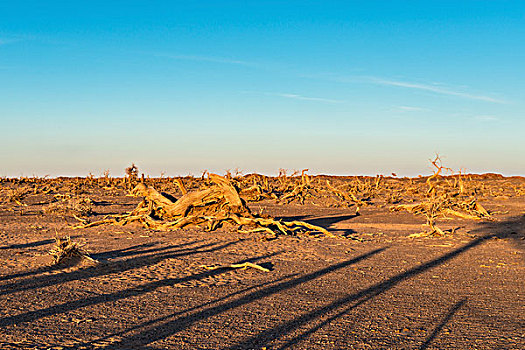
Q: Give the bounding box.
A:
[0,238,56,250]
[0,242,171,282]
[0,252,276,328]
[0,240,238,296]
[469,214,525,260]
[227,235,493,349]
[102,248,386,349]
[419,298,467,350]
[277,214,359,236]
[5,216,522,348]
[78,273,301,349]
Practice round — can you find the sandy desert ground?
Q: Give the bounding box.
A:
[0,172,523,349]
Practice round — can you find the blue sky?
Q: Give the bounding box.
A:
[1,1,524,177]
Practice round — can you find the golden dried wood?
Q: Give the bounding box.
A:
[200,262,270,272]
[72,173,334,239]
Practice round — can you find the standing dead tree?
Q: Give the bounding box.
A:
[124,163,139,190]
[390,155,492,237]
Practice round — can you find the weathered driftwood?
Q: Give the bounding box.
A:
[239,175,278,202]
[390,196,492,237]
[200,262,270,272]
[74,174,334,239]
[390,200,491,220]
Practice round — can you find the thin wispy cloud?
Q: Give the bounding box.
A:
[395,105,428,112]
[150,52,506,105]
[473,115,500,121]
[367,77,506,104]
[155,53,256,67]
[299,73,506,104]
[148,53,507,105]
[241,91,344,104]
[273,93,344,104]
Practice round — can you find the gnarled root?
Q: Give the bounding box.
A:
[74,174,335,239]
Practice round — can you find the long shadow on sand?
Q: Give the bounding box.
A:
[101,247,386,349]
[419,298,467,350]
[0,238,56,250]
[277,214,360,236]
[0,239,238,296]
[5,216,521,348]
[0,242,178,282]
[229,215,524,350]
[225,235,495,350]
[0,252,276,328]
[77,273,301,349]
[469,214,525,260]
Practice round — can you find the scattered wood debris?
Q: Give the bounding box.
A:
[44,197,94,217]
[49,235,97,265]
[390,156,494,237]
[73,174,335,240]
[200,262,270,272]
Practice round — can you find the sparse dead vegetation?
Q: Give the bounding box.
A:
[1,160,524,350]
[44,197,94,218]
[390,155,494,237]
[48,235,97,265]
[74,173,334,240]
[1,159,523,241]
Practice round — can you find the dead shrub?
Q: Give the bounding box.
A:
[44,197,93,217]
[49,236,97,265]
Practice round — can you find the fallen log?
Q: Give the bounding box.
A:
[74,174,335,239]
